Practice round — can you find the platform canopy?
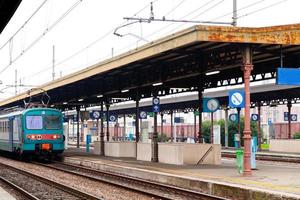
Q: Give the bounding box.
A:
[0,23,300,110]
[0,0,22,34]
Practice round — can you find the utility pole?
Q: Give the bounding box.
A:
[14,69,17,95]
[52,45,55,81]
[232,0,237,26]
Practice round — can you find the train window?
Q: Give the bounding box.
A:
[26,116,43,130]
[44,115,61,130]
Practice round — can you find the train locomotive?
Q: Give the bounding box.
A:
[0,107,64,159]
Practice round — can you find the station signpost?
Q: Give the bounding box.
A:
[203,98,219,144]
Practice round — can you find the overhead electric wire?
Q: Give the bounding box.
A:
[21,0,161,80]
[0,0,83,75]
[0,0,48,52]
[209,0,266,21]
[237,0,288,19]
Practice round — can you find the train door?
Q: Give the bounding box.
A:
[8,117,14,152]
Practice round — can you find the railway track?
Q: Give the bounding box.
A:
[34,161,227,200]
[0,162,102,200]
[222,151,300,163]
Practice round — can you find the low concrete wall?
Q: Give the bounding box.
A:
[270,139,300,153]
[158,143,221,165]
[105,142,136,157]
[137,143,152,161]
[93,141,101,155]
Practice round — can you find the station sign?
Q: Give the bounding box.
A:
[152,97,160,113]
[268,118,272,125]
[284,112,298,121]
[229,113,238,122]
[139,111,147,119]
[203,98,219,113]
[291,114,297,121]
[284,112,289,121]
[228,90,245,108]
[109,114,117,122]
[174,117,184,123]
[277,68,300,85]
[284,112,298,122]
[90,110,101,120]
[251,114,259,121]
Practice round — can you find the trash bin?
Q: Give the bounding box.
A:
[236,149,244,174]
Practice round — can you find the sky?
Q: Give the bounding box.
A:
[0,0,299,99]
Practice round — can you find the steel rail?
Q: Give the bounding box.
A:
[0,162,102,200]
[0,176,39,200]
[35,161,227,200]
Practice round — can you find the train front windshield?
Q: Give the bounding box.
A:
[44,115,61,130]
[26,115,61,130]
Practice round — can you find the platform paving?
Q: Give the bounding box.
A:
[0,187,16,200]
[63,148,300,199]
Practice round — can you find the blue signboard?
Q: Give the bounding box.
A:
[284,112,289,121]
[174,117,184,123]
[268,118,272,125]
[203,98,219,113]
[284,112,297,121]
[251,114,259,121]
[229,114,238,122]
[229,90,245,108]
[152,97,160,113]
[109,114,117,122]
[291,114,297,121]
[139,111,147,119]
[90,110,101,120]
[277,68,300,85]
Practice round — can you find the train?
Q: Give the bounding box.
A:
[0,107,65,160]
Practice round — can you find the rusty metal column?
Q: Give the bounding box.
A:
[76,106,80,148]
[100,101,104,156]
[225,107,229,148]
[194,110,197,141]
[135,96,140,142]
[257,103,262,151]
[242,45,253,176]
[210,112,214,144]
[237,107,241,148]
[198,88,203,143]
[160,113,164,135]
[170,111,174,142]
[105,103,110,142]
[288,100,292,139]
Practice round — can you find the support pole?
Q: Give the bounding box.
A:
[135,95,140,142]
[152,96,158,162]
[257,103,262,151]
[232,0,237,26]
[194,110,197,142]
[288,100,292,139]
[170,111,174,142]
[237,107,241,148]
[106,103,110,142]
[242,45,253,176]
[76,106,80,148]
[100,101,104,156]
[225,107,229,148]
[210,112,214,144]
[123,114,126,140]
[161,113,164,135]
[198,88,203,143]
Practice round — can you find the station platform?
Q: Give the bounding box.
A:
[62,148,300,200]
[0,187,16,200]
